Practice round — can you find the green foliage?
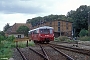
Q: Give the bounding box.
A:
[0,36,5,42]
[0,35,35,59]
[26,14,69,27]
[28,40,35,46]
[7,35,15,42]
[79,36,90,41]
[79,29,88,37]
[17,40,35,48]
[58,36,68,41]
[0,40,15,59]
[3,23,10,32]
[67,5,90,37]
[54,38,60,41]
[17,25,29,37]
[0,31,5,37]
[0,35,15,59]
[54,36,74,43]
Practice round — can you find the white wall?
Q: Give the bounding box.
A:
[8,34,24,38]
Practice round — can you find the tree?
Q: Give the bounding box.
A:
[0,31,5,37]
[67,5,90,37]
[17,26,29,37]
[79,29,88,37]
[26,14,68,27]
[3,23,10,32]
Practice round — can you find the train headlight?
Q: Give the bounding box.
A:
[45,35,49,37]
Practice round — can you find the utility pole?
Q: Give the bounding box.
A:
[88,11,90,36]
[60,27,61,36]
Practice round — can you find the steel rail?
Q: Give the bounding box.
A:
[39,44,50,60]
[16,47,27,60]
[29,47,48,60]
[50,45,74,60]
[50,44,90,56]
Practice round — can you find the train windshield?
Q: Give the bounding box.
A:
[40,29,50,34]
[39,29,53,34]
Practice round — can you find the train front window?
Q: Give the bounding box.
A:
[50,29,53,34]
[40,29,50,34]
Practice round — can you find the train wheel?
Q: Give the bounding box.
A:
[34,40,37,43]
[46,41,49,44]
[39,41,44,44]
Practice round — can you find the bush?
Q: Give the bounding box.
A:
[7,35,15,42]
[0,36,5,43]
[54,38,60,41]
[79,36,90,41]
[58,36,68,41]
[79,29,88,37]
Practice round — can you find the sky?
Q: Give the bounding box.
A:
[0,0,90,31]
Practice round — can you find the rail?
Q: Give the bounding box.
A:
[29,47,48,60]
[50,45,74,60]
[50,43,90,56]
[16,47,27,60]
[39,44,50,60]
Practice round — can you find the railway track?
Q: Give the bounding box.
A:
[38,44,74,60]
[15,42,90,60]
[49,43,90,56]
[16,47,27,60]
[16,44,74,60]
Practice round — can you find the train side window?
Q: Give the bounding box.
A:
[36,29,39,34]
[33,30,35,34]
[33,30,38,34]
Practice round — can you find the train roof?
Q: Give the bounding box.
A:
[28,26,53,32]
[37,26,53,29]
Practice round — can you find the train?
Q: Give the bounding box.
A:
[28,26,54,43]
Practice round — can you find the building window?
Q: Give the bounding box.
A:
[18,35,21,38]
[66,22,68,25]
[66,26,68,29]
[50,22,52,25]
[58,22,60,26]
[58,27,60,31]
[66,22,68,29]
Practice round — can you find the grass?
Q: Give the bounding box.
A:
[78,36,90,41]
[0,40,35,60]
[0,41,13,60]
[54,36,76,43]
[17,40,35,48]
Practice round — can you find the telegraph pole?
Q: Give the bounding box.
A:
[88,11,90,36]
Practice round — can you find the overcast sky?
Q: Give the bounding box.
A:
[0,0,90,31]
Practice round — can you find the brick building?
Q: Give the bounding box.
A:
[33,20,73,37]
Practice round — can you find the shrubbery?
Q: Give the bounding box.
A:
[54,36,73,42]
[58,36,68,41]
[79,29,88,37]
[79,36,90,41]
[6,35,15,42]
[0,35,15,59]
[0,36,5,43]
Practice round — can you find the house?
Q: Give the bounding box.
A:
[5,23,32,38]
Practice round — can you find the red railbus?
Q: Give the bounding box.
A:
[28,26,54,43]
